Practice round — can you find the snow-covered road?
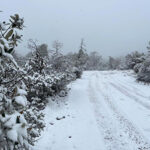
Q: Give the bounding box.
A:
[35,71,150,150]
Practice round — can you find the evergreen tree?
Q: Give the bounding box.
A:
[0,14,30,150]
[75,39,88,71]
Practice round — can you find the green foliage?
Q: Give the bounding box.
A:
[0,14,30,150]
[5,29,13,40]
[0,14,24,55]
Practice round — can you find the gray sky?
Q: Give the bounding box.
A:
[1,0,150,57]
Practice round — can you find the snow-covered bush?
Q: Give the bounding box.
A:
[125,42,150,83]
[13,52,26,67]
[133,63,143,73]
[24,40,72,101]
[24,104,45,146]
[0,87,29,150]
[0,14,30,149]
[136,53,150,82]
[24,39,82,122]
[23,40,77,144]
[125,51,144,70]
[72,67,82,79]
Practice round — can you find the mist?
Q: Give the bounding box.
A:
[1,0,150,56]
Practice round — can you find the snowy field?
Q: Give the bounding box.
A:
[35,70,150,150]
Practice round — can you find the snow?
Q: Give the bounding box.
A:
[0,22,6,30]
[34,70,150,150]
[2,48,19,68]
[7,126,18,142]
[15,87,27,107]
[15,95,27,106]
[16,87,27,96]
[0,111,28,146]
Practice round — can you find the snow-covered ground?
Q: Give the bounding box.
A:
[34,70,150,150]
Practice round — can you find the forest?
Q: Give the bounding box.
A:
[1,6,150,150]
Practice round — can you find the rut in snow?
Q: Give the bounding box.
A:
[88,72,150,150]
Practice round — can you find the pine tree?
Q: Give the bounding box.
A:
[76,39,88,70]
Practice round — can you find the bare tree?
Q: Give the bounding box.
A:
[27,39,38,52]
[87,51,103,70]
[52,40,63,54]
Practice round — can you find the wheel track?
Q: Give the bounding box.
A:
[104,72,150,101]
[88,77,132,150]
[95,73,150,150]
[115,82,150,100]
[109,82,150,110]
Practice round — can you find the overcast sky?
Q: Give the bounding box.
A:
[1,0,150,57]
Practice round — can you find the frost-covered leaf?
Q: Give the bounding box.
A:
[5,29,13,40]
[15,96,27,107]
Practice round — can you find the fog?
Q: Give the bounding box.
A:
[1,0,150,57]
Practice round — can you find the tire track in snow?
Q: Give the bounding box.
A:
[115,82,150,100]
[107,74,150,101]
[88,75,134,150]
[95,73,150,150]
[109,82,150,110]
[102,72,150,109]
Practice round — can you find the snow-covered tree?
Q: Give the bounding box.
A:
[75,39,88,70]
[86,51,103,70]
[52,40,63,54]
[0,14,30,149]
[38,44,48,58]
[108,56,120,70]
[136,43,150,82]
[13,52,26,67]
[125,51,144,70]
